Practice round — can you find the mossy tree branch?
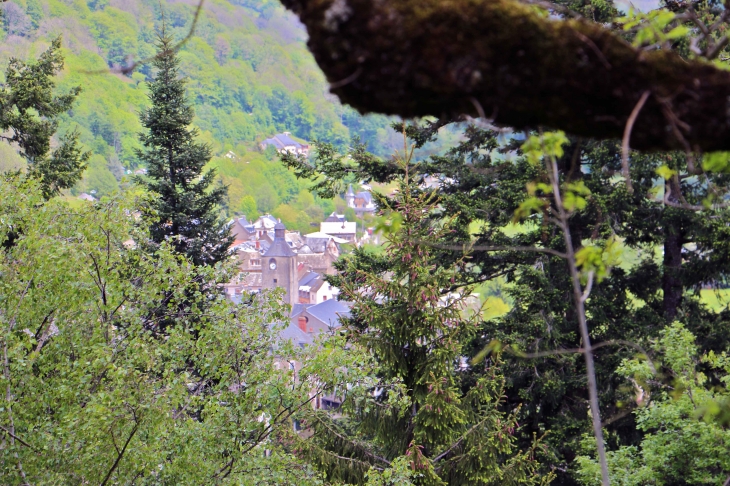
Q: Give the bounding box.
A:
[281,0,730,152]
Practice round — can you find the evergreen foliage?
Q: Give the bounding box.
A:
[0,0,398,218]
[0,36,89,198]
[136,29,231,267]
[283,119,730,483]
[295,136,553,485]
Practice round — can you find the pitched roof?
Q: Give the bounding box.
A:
[305,231,349,243]
[296,252,334,271]
[278,322,314,347]
[320,222,357,235]
[355,191,373,204]
[253,214,278,230]
[299,271,321,288]
[306,299,351,328]
[241,272,262,288]
[261,133,308,150]
[264,222,295,257]
[290,303,308,318]
[274,133,300,146]
[325,212,345,223]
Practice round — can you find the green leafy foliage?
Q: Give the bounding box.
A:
[576,324,730,485]
[0,0,395,215]
[0,174,323,484]
[618,9,689,47]
[285,118,730,484]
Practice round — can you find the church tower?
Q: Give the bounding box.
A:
[345,184,355,208]
[262,222,299,306]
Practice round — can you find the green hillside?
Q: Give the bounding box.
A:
[0,0,397,231]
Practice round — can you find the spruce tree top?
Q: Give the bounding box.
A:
[136,31,232,266]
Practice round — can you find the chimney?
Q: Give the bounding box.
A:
[298,316,308,333]
[255,240,260,250]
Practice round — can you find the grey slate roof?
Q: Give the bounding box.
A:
[290,303,308,318]
[264,223,295,257]
[307,299,351,328]
[262,133,307,151]
[299,271,320,288]
[325,212,345,223]
[304,236,329,253]
[278,322,313,347]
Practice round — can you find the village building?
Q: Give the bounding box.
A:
[260,132,310,155]
[298,271,339,304]
[318,213,357,243]
[261,223,300,307]
[291,299,351,335]
[345,184,376,216]
[225,220,340,304]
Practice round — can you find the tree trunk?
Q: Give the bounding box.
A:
[663,179,684,321]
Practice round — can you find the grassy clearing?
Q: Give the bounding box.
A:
[699,289,730,312]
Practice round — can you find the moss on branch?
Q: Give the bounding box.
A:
[281,0,730,151]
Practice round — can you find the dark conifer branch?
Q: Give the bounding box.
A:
[281,0,730,152]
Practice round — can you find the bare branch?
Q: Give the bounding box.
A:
[0,424,38,452]
[580,271,594,303]
[546,153,610,485]
[622,90,651,193]
[282,0,730,152]
[502,338,657,374]
[100,422,139,486]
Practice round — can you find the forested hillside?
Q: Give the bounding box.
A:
[0,0,397,230]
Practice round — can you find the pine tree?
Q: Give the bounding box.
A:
[0,37,89,199]
[284,122,730,483]
[136,30,232,266]
[294,134,552,485]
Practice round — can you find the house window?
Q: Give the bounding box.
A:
[323,296,327,301]
[251,259,260,267]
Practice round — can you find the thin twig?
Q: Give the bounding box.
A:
[414,240,567,258]
[573,30,611,69]
[0,424,38,452]
[329,67,363,89]
[622,90,651,194]
[580,271,594,303]
[503,339,657,374]
[100,422,139,486]
[79,0,205,75]
[662,179,730,211]
[546,153,610,485]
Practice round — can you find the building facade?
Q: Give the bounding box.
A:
[261,223,299,307]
